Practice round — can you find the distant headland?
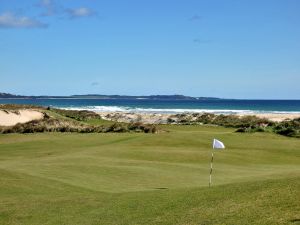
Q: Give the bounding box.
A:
[0,92,220,101]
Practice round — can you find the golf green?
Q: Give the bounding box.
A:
[0,125,299,224]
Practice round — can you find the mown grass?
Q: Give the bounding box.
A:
[0,125,299,225]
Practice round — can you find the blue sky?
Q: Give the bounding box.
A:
[0,0,299,99]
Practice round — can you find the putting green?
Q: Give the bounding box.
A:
[0,125,299,224]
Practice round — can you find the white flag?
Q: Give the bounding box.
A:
[213,139,225,149]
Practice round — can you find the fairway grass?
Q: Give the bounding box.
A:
[0,125,299,224]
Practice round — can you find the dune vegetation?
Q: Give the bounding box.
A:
[168,113,300,138]
[1,105,299,138]
[0,106,158,134]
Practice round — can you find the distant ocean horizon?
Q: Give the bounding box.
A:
[1,98,300,114]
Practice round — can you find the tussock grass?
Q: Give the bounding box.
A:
[0,104,45,110]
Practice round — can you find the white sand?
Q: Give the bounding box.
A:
[244,113,300,122]
[0,110,44,126]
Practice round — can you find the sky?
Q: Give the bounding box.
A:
[0,0,299,99]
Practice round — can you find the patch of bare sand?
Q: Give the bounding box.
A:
[0,110,44,126]
[244,113,300,122]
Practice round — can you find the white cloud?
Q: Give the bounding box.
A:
[0,12,48,28]
[66,7,95,19]
[38,0,56,16]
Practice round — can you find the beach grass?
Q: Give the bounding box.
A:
[0,125,299,224]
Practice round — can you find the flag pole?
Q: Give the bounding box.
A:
[209,151,214,187]
[209,139,225,188]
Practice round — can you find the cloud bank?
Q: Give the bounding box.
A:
[37,0,97,19]
[0,1,97,29]
[0,12,48,29]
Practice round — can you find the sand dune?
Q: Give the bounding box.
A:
[0,110,44,126]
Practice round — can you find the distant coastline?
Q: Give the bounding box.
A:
[0,92,220,101]
[1,92,300,114]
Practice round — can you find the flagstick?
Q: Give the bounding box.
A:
[209,152,214,187]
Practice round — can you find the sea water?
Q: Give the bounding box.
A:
[1,98,300,114]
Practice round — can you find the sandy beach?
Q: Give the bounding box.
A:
[243,113,300,122]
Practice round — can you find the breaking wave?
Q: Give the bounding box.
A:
[60,106,300,114]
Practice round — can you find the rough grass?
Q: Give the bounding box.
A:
[1,105,299,137]
[0,104,44,110]
[168,113,300,138]
[0,125,299,225]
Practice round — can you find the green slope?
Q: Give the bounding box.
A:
[0,125,299,224]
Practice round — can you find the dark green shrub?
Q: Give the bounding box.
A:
[167,118,176,123]
[107,123,127,133]
[51,108,102,121]
[236,128,246,133]
[275,127,297,136]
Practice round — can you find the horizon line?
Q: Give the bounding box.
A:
[0,92,300,101]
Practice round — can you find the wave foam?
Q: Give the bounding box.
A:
[59,106,300,114]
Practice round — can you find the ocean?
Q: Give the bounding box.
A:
[1,98,300,114]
